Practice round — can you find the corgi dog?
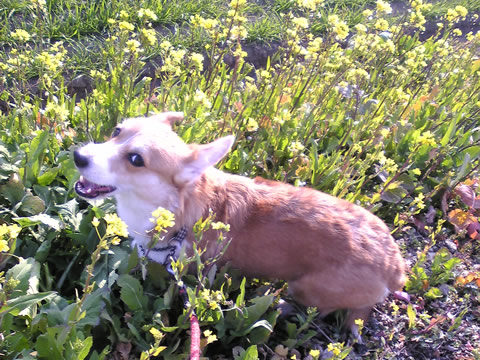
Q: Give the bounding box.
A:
[74,112,405,337]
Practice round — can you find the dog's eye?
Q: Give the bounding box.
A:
[128,153,145,167]
[112,128,121,138]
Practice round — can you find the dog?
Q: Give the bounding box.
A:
[73,111,406,338]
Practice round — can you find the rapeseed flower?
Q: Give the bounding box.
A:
[203,330,218,344]
[416,130,436,147]
[104,213,129,238]
[141,28,157,47]
[150,207,175,233]
[0,240,8,252]
[328,15,349,40]
[376,0,392,14]
[446,9,459,22]
[292,17,309,29]
[190,53,204,71]
[455,5,468,18]
[11,29,31,43]
[327,343,342,356]
[119,21,134,32]
[138,8,157,21]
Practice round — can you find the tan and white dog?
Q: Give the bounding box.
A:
[74,112,405,337]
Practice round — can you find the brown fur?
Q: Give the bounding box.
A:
[177,168,405,331]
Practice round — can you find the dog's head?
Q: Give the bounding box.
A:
[74,112,234,206]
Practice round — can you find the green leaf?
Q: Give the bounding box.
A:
[239,345,258,360]
[0,174,25,205]
[425,287,443,299]
[448,307,468,332]
[76,336,93,360]
[0,292,56,316]
[77,289,105,329]
[440,115,457,147]
[407,304,416,329]
[37,166,60,186]
[35,327,65,360]
[6,257,41,296]
[242,295,275,331]
[19,193,46,215]
[117,274,147,311]
[236,277,246,307]
[14,214,61,231]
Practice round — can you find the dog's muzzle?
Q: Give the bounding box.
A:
[73,150,117,199]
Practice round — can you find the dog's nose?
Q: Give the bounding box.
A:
[73,150,89,168]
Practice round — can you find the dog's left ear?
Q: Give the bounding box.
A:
[150,112,184,126]
[175,135,235,185]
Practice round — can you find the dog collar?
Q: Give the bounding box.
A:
[138,227,188,264]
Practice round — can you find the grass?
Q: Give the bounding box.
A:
[0,0,480,359]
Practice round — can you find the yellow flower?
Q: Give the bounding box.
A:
[328,15,349,40]
[125,39,142,54]
[211,222,230,231]
[288,141,305,154]
[296,0,323,11]
[0,239,9,252]
[230,0,246,7]
[292,17,309,29]
[118,21,134,31]
[193,89,212,108]
[8,224,21,239]
[455,5,468,18]
[355,23,367,33]
[307,37,323,53]
[111,237,121,245]
[243,118,258,132]
[160,40,172,51]
[412,193,426,210]
[0,224,9,238]
[416,130,436,147]
[104,213,129,237]
[453,28,462,37]
[11,29,31,42]
[376,0,392,14]
[45,102,69,121]
[229,25,248,40]
[327,343,342,356]
[150,207,175,233]
[203,330,218,344]
[138,8,157,21]
[354,318,364,327]
[446,9,459,22]
[363,9,373,18]
[375,19,389,31]
[411,168,421,176]
[190,53,204,71]
[92,217,100,228]
[309,349,321,359]
[141,28,157,47]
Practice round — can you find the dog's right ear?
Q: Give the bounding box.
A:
[150,112,184,127]
[175,135,235,185]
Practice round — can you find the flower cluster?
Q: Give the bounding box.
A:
[11,29,31,43]
[150,207,175,233]
[328,14,349,41]
[0,224,21,253]
[104,213,129,239]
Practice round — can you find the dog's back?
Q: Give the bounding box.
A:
[187,170,405,334]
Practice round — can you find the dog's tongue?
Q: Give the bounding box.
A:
[75,176,116,199]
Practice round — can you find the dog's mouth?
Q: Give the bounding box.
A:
[75,176,117,199]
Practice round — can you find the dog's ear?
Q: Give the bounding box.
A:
[175,135,235,185]
[150,112,184,126]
